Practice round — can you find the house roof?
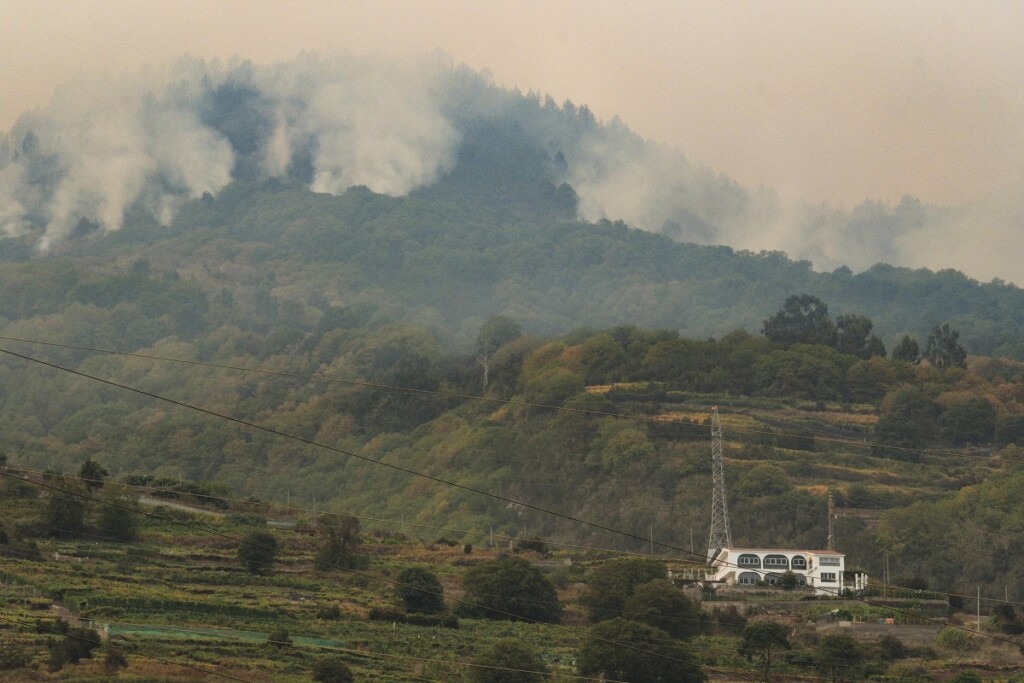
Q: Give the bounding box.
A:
[717,547,845,556]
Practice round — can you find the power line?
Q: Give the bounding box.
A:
[5,349,1020,622]
[3,345,1022,644]
[7,472,1017,675]
[0,470,746,680]
[0,346,706,558]
[0,333,1015,465]
[4,466,704,561]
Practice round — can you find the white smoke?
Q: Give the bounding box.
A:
[0,54,459,251]
[1,53,1021,285]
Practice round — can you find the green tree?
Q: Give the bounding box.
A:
[891,335,921,364]
[577,618,705,683]
[316,514,366,569]
[97,493,138,542]
[468,639,547,683]
[873,386,939,457]
[734,464,791,498]
[924,323,967,369]
[621,579,703,640]
[754,345,848,401]
[580,558,666,622]
[578,333,627,384]
[476,316,523,390]
[47,626,101,671]
[43,492,86,538]
[396,566,445,614]
[939,396,996,446]
[238,530,278,575]
[738,621,790,681]
[78,458,108,490]
[817,632,864,683]
[835,313,885,358]
[460,556,562,623]
[995,414,1024,445]
[762,294,836,347]
[312,656,354,683]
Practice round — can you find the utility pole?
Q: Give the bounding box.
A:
[827,490,836,551]
[707,406,733,559]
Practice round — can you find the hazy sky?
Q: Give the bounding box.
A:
[2,0,1023,208]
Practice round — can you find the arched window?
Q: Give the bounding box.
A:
[791,555,807,570]
[737,554,761,568]
[738,572,761,586]
[763,555,789,569]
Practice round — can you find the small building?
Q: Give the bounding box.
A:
[708,547,846,596]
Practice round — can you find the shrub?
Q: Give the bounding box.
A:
[514,536,548,555]
[396,566,445,614]
[48,626,101,671]
[267,628,292,649]
[317,604,342,620]
[103,650,128,674]
[468,639,547,683]
[0,642,31,671]
[237,531,278,574]
[936,626,972,653]
[367,606,406,623]
[578,618,705,683]
[312,655,354,683]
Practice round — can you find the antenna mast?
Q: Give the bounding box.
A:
[708,406,733,558]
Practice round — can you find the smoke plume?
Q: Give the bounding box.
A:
[0,53,1020,285]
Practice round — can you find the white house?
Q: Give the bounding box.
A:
[708,547,846,596]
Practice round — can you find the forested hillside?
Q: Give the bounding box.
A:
[2,56,1024,609]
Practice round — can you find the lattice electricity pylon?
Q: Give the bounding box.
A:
[707,405,733,559]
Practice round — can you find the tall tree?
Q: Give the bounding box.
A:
[834,313,885,358]
[924,323,967,369]
[580,558,666,622]
[891,335,921,363]
[78,458,108,491]
[43,492,85,539]
[316,514,366,569]
[738,621,790,681]
[762,294,836,347]
[476,316,522,390]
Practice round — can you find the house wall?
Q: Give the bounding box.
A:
[713,548,846,596]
